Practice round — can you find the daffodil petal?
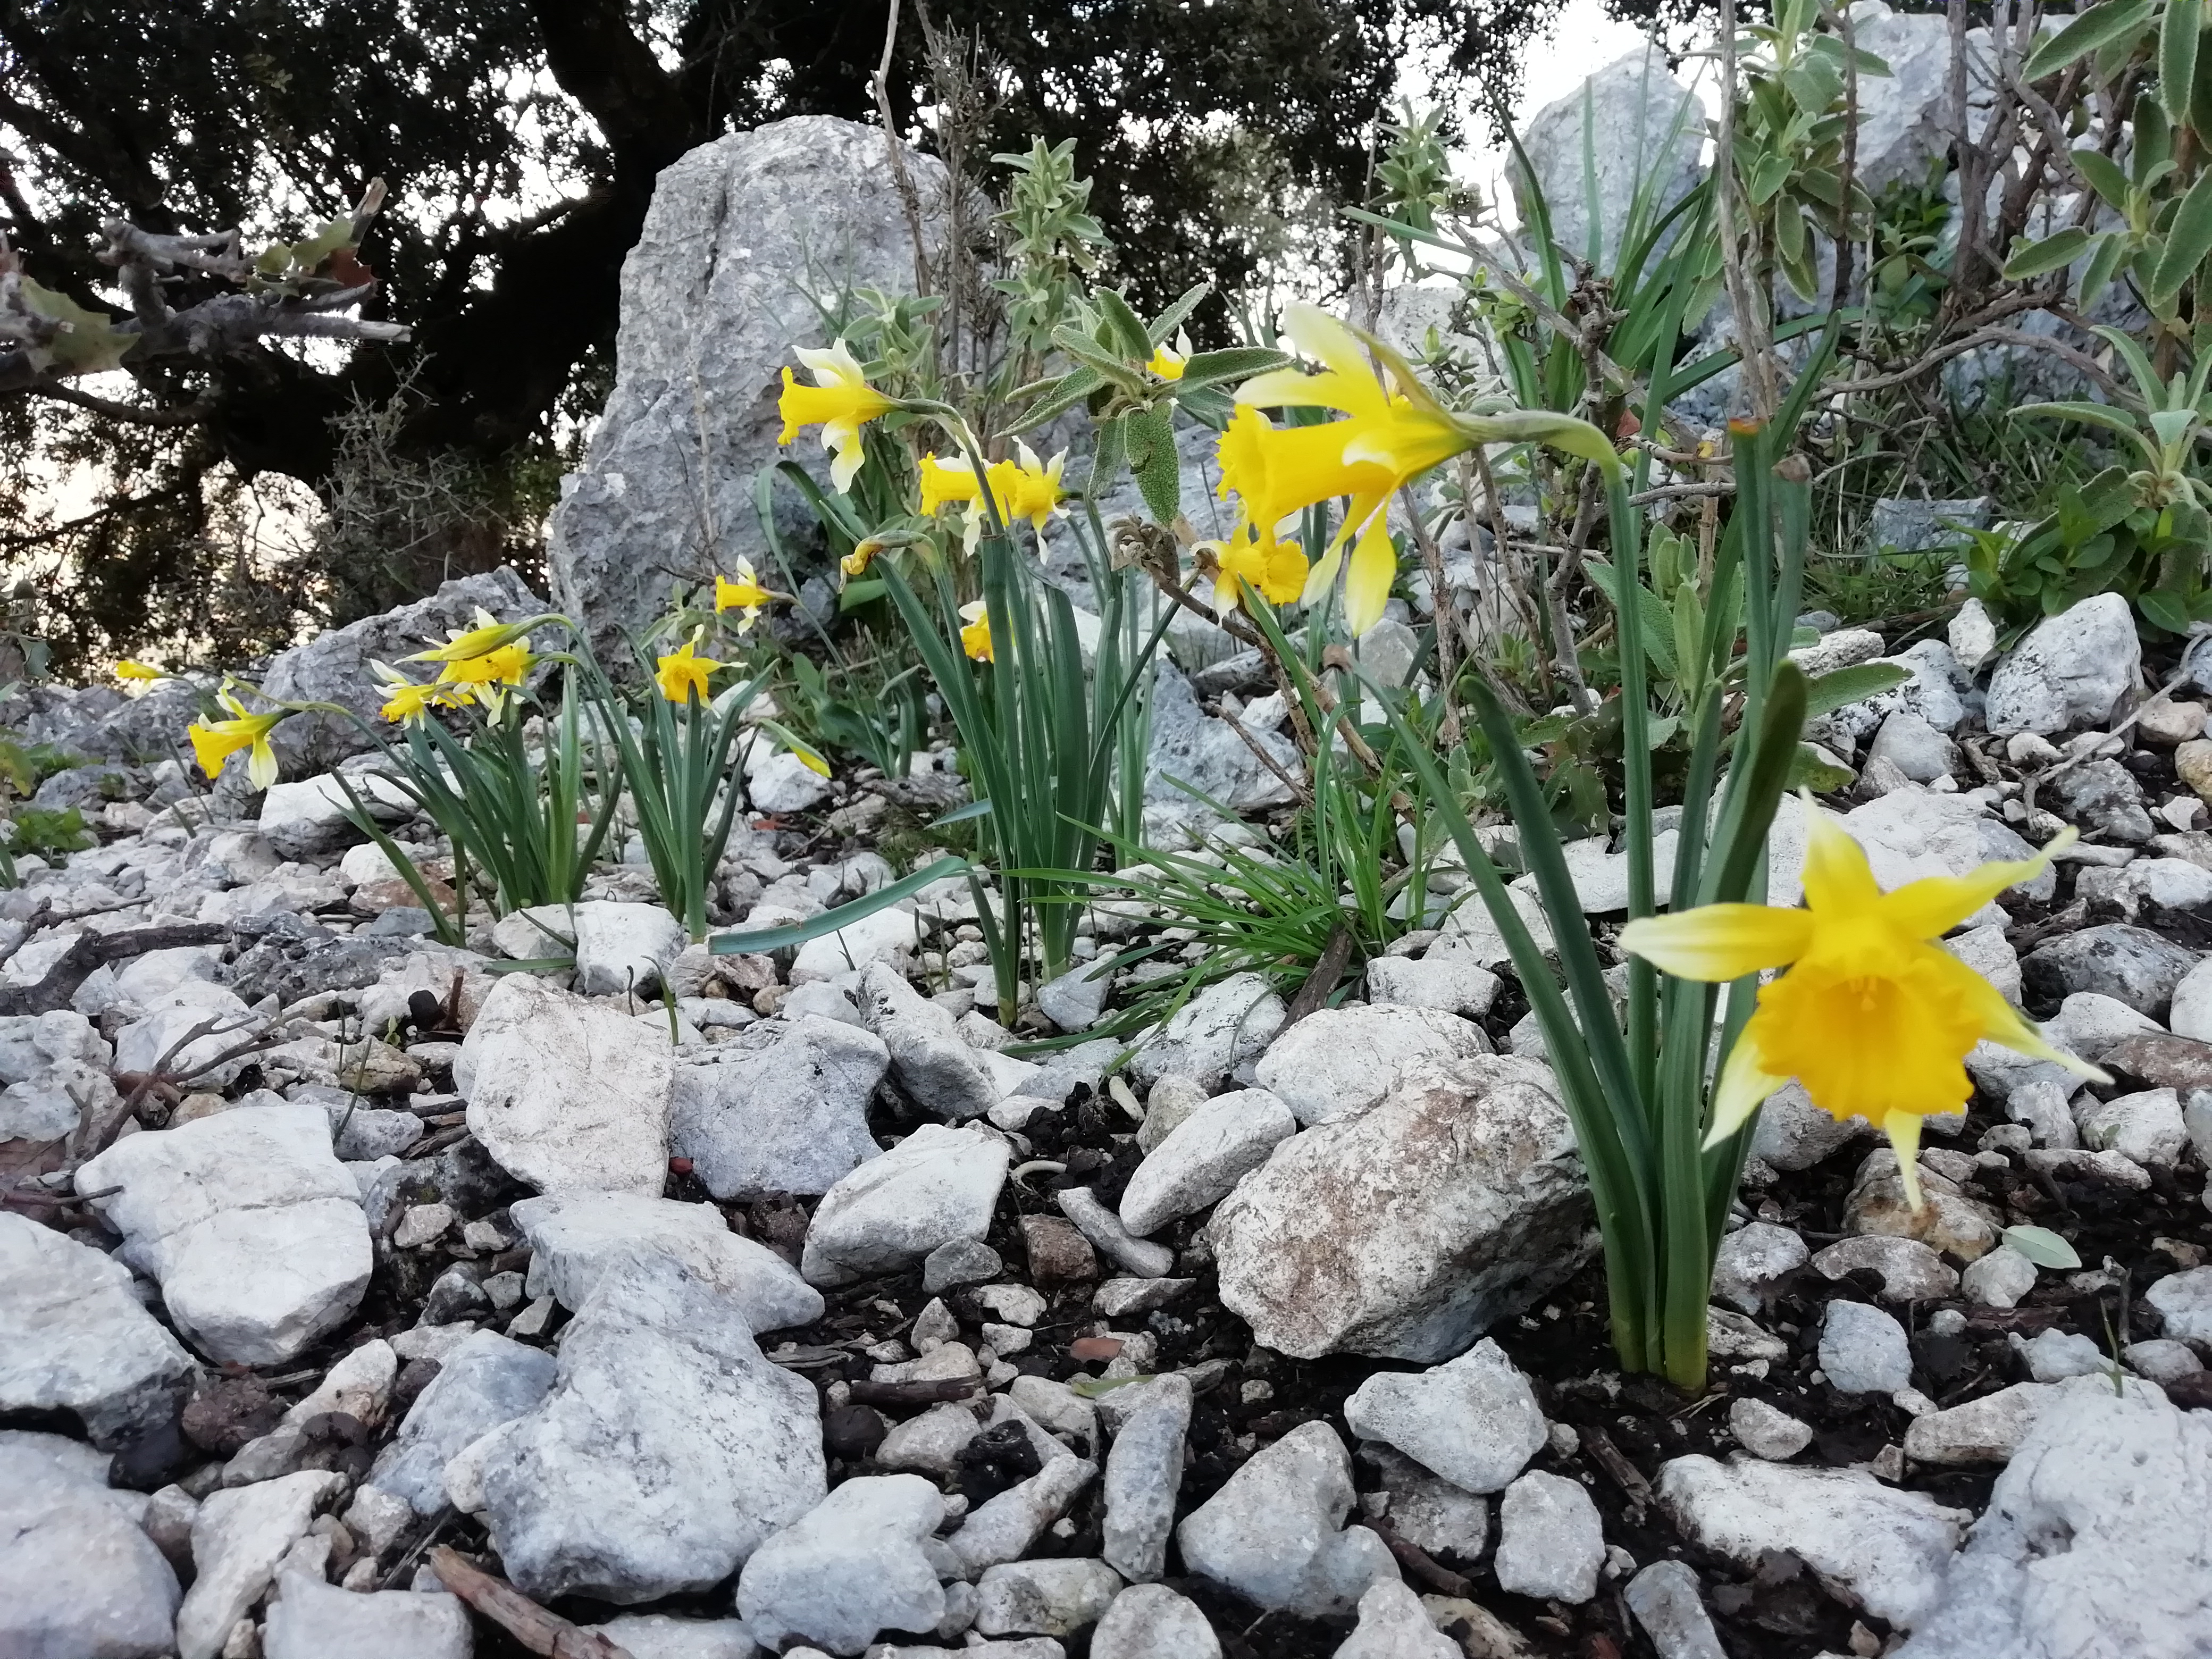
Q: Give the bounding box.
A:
[1876,826,2074,939]
[1938,949,2110,1083]
[1884,1110,1926,1213]
[1800,801,1882,916]
[1702,1033,1788,1149]
[1300,539,1346,609]
[1620,904,1816,981]
[1281,302,1385,394]
[247,738,280,792]
[1343,518,1396,637]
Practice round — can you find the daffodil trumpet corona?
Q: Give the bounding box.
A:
[1623,803,2103,1214]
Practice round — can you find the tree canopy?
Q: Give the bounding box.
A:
[0,0,1569,671]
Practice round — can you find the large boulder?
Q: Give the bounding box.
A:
[1210,1055,1594,1361]
[547,116,950,660]
[1517,42,1705,271]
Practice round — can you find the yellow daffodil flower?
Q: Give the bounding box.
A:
[958,601,993,663]
[1148,331,1192,380]
[1223,304,1468,636]
[114,660,164,698]
[404,606,516,666]
[1208,535,1310,617]
[842,537,888,579]
[431,641,531,720]
[994,442,1067,538]
[368,661,457,726]
[187,686,284,790]
[777,340,895,492]
[1621,804,2105,1213]
[716,562,775,633]
[655,631,723,705]
[918,453,981,517]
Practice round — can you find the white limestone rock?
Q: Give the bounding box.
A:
[262,1573,471,1659]
[76,1103,371,1366]
[367,1329,558,1515]
[1125,971,1287,1088]
[177,1471,345,1659]
[0,1211,195,1448]
[671,1016,890,1199]
[0,1430,180,1659]
[1253,1004,1490,1127]
[1211,1056,1591,1362]
[1176,1420,1400,1617]
[458,973,675,1194]
[736,1474,946,1655]
[1657,1455,1966,1627]
[509,1189,825,1332]
[1342,1337,1545,1494]
[1117,1087,1296,1236]
[1895,1378,2211,1659]
[800,1122,1009,1287]
[476,1253,826,1602]
[571,900,688,997]
[1985,593,2141,735]
[1492,1471,1604,1603]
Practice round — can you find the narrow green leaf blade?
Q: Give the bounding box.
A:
[2150,166,2212,300]
[2024,0,2155,81]
[2164,0,2202,125]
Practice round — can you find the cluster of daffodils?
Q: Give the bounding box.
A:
[1211,305,1478,636]
[774,307,1571,646]
[1623,806,2105,1211]
[916,443,1067,549]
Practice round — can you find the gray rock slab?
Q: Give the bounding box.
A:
[974,1559,1124,1639]
[1342,1337,1545,1494]
[1211,1057,1592,1361]
[0,1211,194,1448]
[1985,593,2141,735]
[0,1430,179,1659]
[1176,1420,1400,1617]
[672,1016,889,1199]
[544,119,950,661]
[1333,1577,1458,1658]
[76,1103,371,1366]
[858,961,996,1121]
[476,1254,825,1602]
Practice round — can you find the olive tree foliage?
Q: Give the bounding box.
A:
[0,0,1566,673]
